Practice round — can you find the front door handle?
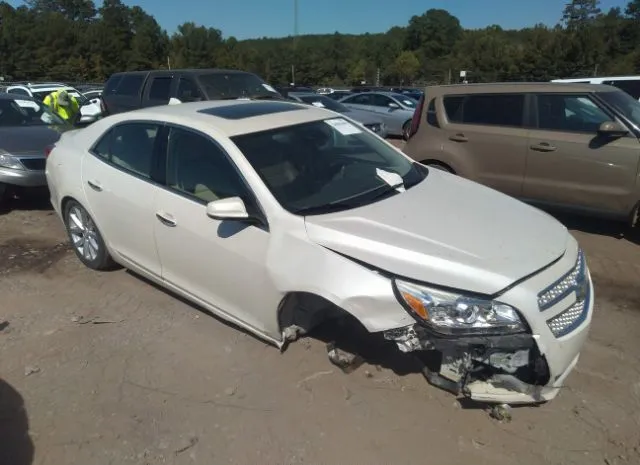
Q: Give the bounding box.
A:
[530,142,557,152]
[155,211,177,227]
[449,133,468,142]
[87,180,102,191]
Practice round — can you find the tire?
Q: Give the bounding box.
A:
[63,200,114,270]
[402,120,412,141]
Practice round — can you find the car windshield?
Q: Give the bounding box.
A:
[231,118,427,215]
[599,91,640,129]
[0,98,66,126]
[391,94,417,108]
[298,95,348,112]
[197,73,279,100]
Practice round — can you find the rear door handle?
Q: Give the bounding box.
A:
[155,211,177,227]
[87,180,102,191]
[449,134,468,142]
[530,142,557,152]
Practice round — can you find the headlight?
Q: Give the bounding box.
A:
[0,153,24,170]
[394,279,525,335]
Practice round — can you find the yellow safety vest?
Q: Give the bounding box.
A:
[43,90,80,121]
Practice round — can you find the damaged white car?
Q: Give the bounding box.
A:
[46,100,592,405]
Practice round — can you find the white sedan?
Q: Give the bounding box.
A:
[46,100,592,405]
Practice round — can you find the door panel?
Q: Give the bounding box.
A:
[441,93,529,196]
[153,126,280,336]
[524,94,640,215]
[81,122,163,276]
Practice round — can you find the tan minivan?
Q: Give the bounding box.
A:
[403,83,640,225]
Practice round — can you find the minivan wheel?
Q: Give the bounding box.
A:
[64,200,114,270]
[402,120,411,140]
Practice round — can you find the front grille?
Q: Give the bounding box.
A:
[19,158,46,171]
[538,250,590,338]
[546,283,590,338]
[537,251,585,310]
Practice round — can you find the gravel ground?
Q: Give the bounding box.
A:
[1,156,640,464]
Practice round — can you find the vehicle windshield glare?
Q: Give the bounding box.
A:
[599,90,640,129]
[231,118,427,215]
[391,94,417,108]
[298,95,348,113]
[198,73,279,100]
[0,98,66,126]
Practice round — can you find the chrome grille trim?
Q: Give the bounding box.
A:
[537,250,585,311]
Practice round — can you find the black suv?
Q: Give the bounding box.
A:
[101,69,282,115]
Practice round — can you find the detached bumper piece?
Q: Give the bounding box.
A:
[384,325,554,404]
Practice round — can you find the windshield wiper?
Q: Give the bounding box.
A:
[293,201,357,216]
[218,93,281,101]
[294,182,405,216]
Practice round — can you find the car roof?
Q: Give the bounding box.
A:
[111,100,334,137]
[0,93,35,101]
[288,92,323,98]
[552,76,640,82]
[109,69,254,77]
[424,82,618,94]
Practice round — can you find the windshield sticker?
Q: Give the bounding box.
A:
[262,83,277,93]
[376,168,405,192]
[311,101,325,108]
[325,118,362,135]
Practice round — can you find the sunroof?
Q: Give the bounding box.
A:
[198,101,305,120]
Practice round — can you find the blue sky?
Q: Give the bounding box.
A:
[8,0,630,39]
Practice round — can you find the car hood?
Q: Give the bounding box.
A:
[304,170,569,295]
[0,125,68,156]
[341,108,383,126]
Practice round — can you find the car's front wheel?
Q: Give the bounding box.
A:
[402,120,412,140]
[64,200,114,270]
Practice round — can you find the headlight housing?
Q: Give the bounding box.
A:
[0,153,24,170]
[394,279,526,336]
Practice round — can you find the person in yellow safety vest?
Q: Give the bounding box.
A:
[43,90,80,123]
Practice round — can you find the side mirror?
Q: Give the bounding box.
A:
[206,197,249,221]
[388,102,400,109]
[598,121,628,136]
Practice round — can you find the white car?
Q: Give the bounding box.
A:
[5,83,102,123]
[46,100,593,405]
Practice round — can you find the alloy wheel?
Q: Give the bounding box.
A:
[67,205,100,262]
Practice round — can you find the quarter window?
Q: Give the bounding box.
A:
[443,96,464,122]
[462,94,525,127]
[148,77,172,102]
[116,74,144,96]
[537,94,611,133]
[92,123,159,178]
[176,78,203,102]
[426,98,439,127]
[165,127,247,203]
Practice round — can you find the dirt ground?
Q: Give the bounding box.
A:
[2,152,640,464]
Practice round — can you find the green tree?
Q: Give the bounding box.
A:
[389,50,420,84]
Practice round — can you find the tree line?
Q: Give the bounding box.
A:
[0,0,639,86]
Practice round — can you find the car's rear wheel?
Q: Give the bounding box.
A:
[64,200,114,270]
[402,120,411,140]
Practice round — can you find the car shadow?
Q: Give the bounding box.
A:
[0,379,34,465]
[0,189,53,216]
[548,210,640,245]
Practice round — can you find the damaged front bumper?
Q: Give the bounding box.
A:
[384,315,587,404]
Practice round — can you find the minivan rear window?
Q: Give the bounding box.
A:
[104,75,122,94]
[443,94,525,127]
[116,74,145,96]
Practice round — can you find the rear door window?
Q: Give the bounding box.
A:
[104,75,123,94]
[443,96,464,123]
[115,75,145,96]
[148,77,172,103]
[176,78,204,102]
[462,94,525,127]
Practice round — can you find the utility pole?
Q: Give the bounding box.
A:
[376,68,380,86]
[292,0,298,85]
